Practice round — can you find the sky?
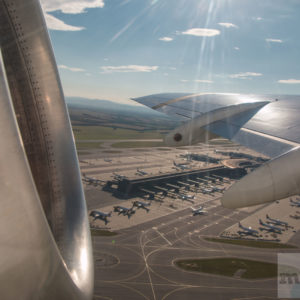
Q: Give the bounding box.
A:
[40,0,300,104]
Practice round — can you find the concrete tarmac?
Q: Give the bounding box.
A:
[79,141,300,299]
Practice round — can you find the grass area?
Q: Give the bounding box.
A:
[133,149,151,152]
[75,141,103,150]
[102,150,122,153]
[175,257,277,279]
[77,151,92,155]
[73,125,164,140]
[111,141,165,148]
[91,229,118,237]
[204,237,297,249]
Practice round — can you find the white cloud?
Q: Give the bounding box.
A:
[40,0,105,31]
[169,67,176,70]
[58,64,85,72]
[41,0,104,14]
[266,38,283,43]
[278,79,300,84]
[180,28,220,37]
[229,72,262,79]
[253,17,263,21]
[101,65,159,73]
[44,13,84,31]
[159,37,173,42]
[180,79,188,82]
[234,47,240,50]
[194,80,213,83]
[218,22,238,29]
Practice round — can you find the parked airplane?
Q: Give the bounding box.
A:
[179,194,195,203]
[238,222,259,236]
[113,206,135,218]
[165,183,181,193]
[135,168,148,176]
[177,181,192,190]
[204,176,216,183]
[104,158,112,163]
[211,186,225,193]
[113,172,127,180]
[89,210,112,225]
[132,201,151,212]
[290,199,300,207]
[173,161,191,171]
[266,214,288,227]
[82,173,103,185]
[290,214,300,220]
[259,219,282,234]
[196,177,210,185]
[200,188,214,194]
[210,175,227,184]
[154,185,170,197]
[191,206,207,216]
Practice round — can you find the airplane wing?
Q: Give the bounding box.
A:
[133,93,300,208]
[133,93,300,157]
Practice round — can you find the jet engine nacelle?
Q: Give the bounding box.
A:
[222,146,300,208]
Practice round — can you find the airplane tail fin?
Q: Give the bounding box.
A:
[266,214,270,219]
[259,219,264,225]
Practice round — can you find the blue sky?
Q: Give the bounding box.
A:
[41,0,300,104]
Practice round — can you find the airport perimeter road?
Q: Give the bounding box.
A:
[92,202,292,300]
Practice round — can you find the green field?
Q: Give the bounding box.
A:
[111,141,165,148]
[91,229,118,237]
[73,125,164,140]
[175,257,277,279]
[77,151,93,155]
[204,237,297,249]
[102,150,123,153]
[75,141,103,150]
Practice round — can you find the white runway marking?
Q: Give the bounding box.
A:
[154,228,172,246]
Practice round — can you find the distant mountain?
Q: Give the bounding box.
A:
[66,97,166,116]
[66,96,179,131]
